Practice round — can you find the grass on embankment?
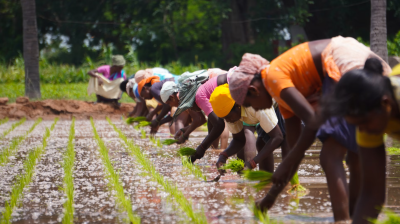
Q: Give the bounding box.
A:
[0,83,134,103]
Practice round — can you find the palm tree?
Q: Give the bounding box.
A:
[21,0,41,98]
[370,0,388,63]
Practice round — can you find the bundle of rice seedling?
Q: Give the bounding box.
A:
[220,158,244,172]
[287,172,307,193]
[126,116,147,125]
[161,139,178,145]
[243,170,273,191]
[134,121,151,129]
[178,147,196,156]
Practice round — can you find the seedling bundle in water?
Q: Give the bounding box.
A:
[288,172,307,193]
[221,158,244,173]
[126,116,146,125]
[161,139,178,145]
[178,147,196,156]
[134,121,151,129]
[244,170,273,191]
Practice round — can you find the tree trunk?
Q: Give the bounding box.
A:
[370,0,388,62]
[21,0,41,99]
[221,0,255,66]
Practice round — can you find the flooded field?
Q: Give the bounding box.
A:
[0,118,400,223]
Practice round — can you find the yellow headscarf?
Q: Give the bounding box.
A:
[209,84,235,118]
[390,64,400,76]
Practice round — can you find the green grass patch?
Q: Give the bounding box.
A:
[107,118,208,224]
[375,209,400,224]
[134,121,151,130]
[91,118,141,224]
[62,118,76,224]
[181,156,207,181]
[0,117,26,140]
[0,83,134,103]
[0,117,9,126]
[0,118,58,224]
[0,118,42,166]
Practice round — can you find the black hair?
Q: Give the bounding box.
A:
[119,80,128,92]
[321,57,393,118]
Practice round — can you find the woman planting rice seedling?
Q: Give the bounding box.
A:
[210,84,287,173]
[164,69,234,162]
[321,60,399,223]
[228,36,391,222]
[87,55,126,107]
[138,75,191,135]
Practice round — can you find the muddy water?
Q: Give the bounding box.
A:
[0,119,399,223]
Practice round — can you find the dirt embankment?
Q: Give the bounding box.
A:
[0,99,134,120]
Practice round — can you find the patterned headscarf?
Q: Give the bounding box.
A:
[229,53,269,104]
[172,70,209,120]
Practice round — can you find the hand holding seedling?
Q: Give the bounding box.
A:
[216,155,227,175]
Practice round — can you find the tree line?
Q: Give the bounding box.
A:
[2,0,400,69]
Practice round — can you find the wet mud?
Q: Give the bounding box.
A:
[0,119,399,223]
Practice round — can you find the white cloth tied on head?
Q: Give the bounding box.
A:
[161,81,179,103]
[126,78,136,96]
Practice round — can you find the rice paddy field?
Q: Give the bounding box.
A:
[1,117,400,224]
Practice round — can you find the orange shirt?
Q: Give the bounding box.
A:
[261,42,322,119]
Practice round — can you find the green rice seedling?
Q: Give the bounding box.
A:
[178,147,196,156]
[0,117,9,126]
[140,129,146,139]
[181,156,207,181]
[161,139,178,145]
[90,118,141,224]
[0,118,42,166]
[107,118,208,224]
[387,147,400,155]
[221,158,244,173]
[288,172,307,193]
[0,117,26,140]
[126,117,146,125]
[62,118,75,224]
[156,138,161,148]
[375,209,400,224]
[243,170,273,191]
[0,118,57,224]
[134,121,151,129]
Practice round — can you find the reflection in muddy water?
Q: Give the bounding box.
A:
[0,120,399,223]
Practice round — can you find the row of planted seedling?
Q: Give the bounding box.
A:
[1,118,58,224]
[0,118,42,166]
[109,118,208,223]
[90,118,141,224]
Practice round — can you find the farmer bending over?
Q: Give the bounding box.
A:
[87,55,126,107]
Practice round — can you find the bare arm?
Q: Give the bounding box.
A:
[190,112,226,162]
[216,129,246,174]
[353,145,386,224]
[88,69,100,78]
[146,104,163,121]
[252,125,283,164]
